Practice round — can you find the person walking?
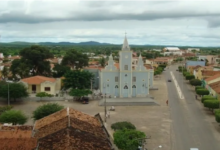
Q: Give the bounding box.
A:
[166,100,168,106]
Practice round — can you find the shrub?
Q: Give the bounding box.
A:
[204,100,219,111]
[0,106,13,115]
[196,89,209,96]
[215,109,220,123]
[0,110,27,125]
[32,103,64,120]
[201,95,216,103]
[186,75,195,80]
[195,86,203,90]
[111,121,136,131]
[190,79,202,86]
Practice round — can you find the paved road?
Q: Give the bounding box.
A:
[165,64,220,150]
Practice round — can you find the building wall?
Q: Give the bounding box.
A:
[207,77,220,85]
[41,81,56,95]
[185,61,205,68]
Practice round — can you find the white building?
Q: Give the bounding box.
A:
[163,51,183,56]
[187,48,200,52]
[0,53,4,58]
[163,47,180,51]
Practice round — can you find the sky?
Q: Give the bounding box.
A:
[0,0,220,46]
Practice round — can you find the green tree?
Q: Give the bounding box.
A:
[195,86,203,90]
[1,67,9,79]
[185,75,195,80]
[0,110,27,125]
[0,82,28,101]
[52,64,70,78]
[10,59,30,78]
[63,70,93,89]
[201,95,216,103]
[36,92,53,101]
[204,100,219,112]
[196,89,209,96]
[69,89,92,100]
[0,106,13,115]
[32,103,64,120]
[215,109,220,123]
[61,49,89,69]
[19,45,53,76]
[111,121,136,131]
[99,57,106,67]
[113,129,146,150]
[190,79,201,86]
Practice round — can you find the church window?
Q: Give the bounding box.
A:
[115,76,118,82]
[124,65,128,70]
[115,85,118,88]
[124,85,128,89]
[132,77,136,82]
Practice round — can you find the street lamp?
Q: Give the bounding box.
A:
[153,145,162,150]
[6,79,14,106]
[104,93,107,122]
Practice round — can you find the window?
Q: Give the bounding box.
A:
[124,65,128,70]
[115,76,118,82]
[132,76,136,82]
[44,87,50,91]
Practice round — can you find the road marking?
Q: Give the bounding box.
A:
[170,71,184,99]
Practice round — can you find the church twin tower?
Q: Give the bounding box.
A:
[99,35,154,98]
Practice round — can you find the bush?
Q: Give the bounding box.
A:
[32,103,64,120]
[186,75,195,80]
[204,100,219,111]
[111,121,136,131]
[195,86,203,90]
[0,110,27,125]
[196,89,209,96]
[0,106,13,115]
[201,95,216,103]
[215,109,220,123]
[190,79,202,86]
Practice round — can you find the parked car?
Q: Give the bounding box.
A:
[168,79,172,82]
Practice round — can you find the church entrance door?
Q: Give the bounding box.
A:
[132,85,136,97]
[123,85,128,98]
[115,85,119,97]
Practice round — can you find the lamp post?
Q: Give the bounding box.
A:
[7,82,10,106]
[153,145,162,150]
[133,136,151,150]
[104,93,107,122]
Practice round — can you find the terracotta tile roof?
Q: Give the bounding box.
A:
[0,125,37,150]
[21,75,56,84]
[209,81,220,89]
[202,71,220,76]
[10,56,21,60]
[114,63,119,69]
[89,61,99,65]
[47,58,58,64]
[213,87,220,94]
[33,108,113,149]
[205,74,220,82]
[144,64,153,69]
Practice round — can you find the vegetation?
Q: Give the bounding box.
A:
[52,64,70,78]
[190,79,202,86]
[111,121,136,131]
[99,57,106,67]
[0,82,28,101]
[36,92,53,101]
[0,106,13,115]
[63,70,93,90]
[32,103,64,120]
[204,100,219,111]
[113,129,146,150]
[215,109,220,123]
[154,67,163,75]
[196,89,209,96]
[195,86,203,90]
[69,89,92,100]
[185,75,195,80]
[0,110,27,125]
[201,95,216,103]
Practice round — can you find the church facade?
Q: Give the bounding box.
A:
[99,36,154,98]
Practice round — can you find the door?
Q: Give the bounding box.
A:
[115,85,119,97]
[123,85,128,98]
[32,85,36,93]
[132,85,136,97]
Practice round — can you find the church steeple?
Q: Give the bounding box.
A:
[122,33,130,51]
[136,53,146,71]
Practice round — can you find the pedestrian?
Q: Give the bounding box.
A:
[195,95,197,99]
[108,111,110,118]
[166,100,168,106]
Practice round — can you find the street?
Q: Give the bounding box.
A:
[165,64,220,150]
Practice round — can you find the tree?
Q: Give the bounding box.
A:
[201,95,216,103]
[195,86,203,90]
[10,59,30,78]
[0,110,27,125]
[215,109,220,123]
[52,64,70,78]
[19,45,53,76]
[0,82,28,101]
[69,89,92,100]
[111,121,136,131]
[1,67,9,79]
[190,79,202,86]
[204,100,219,112]
[63,70,94,89]
[0,106,13,115]
[185,75,195,80]
[99,57,106,67]
[196,89,209,96]
[36,92,53,101]
[113,129,146,150]
[61,49,89,69]
[32,103,64,120]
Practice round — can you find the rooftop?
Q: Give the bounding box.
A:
[21,75,56,84]
[202,71,220,77]
[205,74,220,82]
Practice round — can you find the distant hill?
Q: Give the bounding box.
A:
[38,41,114,46]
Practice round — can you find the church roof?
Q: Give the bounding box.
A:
[122,35,130,51]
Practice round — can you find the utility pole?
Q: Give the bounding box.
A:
[8,82,10,106]
[104,93,107,122]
